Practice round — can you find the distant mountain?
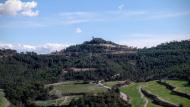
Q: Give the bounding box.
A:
[145,39,190,50]
[83,37,117,45]
[52,38,137,55]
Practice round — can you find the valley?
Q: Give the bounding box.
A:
[31,80,190,107]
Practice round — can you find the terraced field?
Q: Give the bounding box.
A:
[103,81,124,88]
[34,95,81,107]
[0,89,9,107]
[143,81,190,107]
[166,80,190,94]
[120,80,190,107]
[120,83,145,107]
[120,83,160,107]
[36,81,108,107]
[42,80,190,107]
[50,82,107,95]
[146,98,162,107]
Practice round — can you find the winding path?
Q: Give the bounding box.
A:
[120,92,128,102]
[98,83,111,89]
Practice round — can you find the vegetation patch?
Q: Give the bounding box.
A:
[50,81,107,95]
[143,81,190,107]
[34,95,81,107]
[120,83,162,107]
[146,98,162,107]
[157,80,190,99]
[69,92,131,107]
[120,83,145,107]
[141,88,179,107]
[166,80,190,95]
[0,89,9,107]
[103,81,124,88]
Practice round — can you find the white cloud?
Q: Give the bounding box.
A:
[22,44,36,50]
[144,11,190,20]
[21,10,39,17]
[75,27,82,33]
[0,0,39,17]
[118,33,190,48]
[0,43,70,54]
[40,43,69,52]
[0,9,189,28]
[118,4,125,10]
[57,10,147,25]
[0,43,13,49]
[57,10,190,25]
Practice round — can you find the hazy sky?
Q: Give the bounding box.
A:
[0,0,190,53]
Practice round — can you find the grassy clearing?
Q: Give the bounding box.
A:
[44,81,107,106]
[144,81,190,107]
[46,80,190,107]
[166,80,190,94]
[34,97,65,107]
[103,81,124,88]
[0,89,9,107]
[146,97,162,107]
[50,82,107,94]
[120,83,161,107]
[120,83,145,107]
[34,95,81,107]
[46,80,84,87]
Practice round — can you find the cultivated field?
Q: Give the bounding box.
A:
[166,80,190,94]
[34,95,81,107]
[120,83,160,107]
[143,81,190,107]
[120,83,144,107]
[120,80,190,107]
[35,81,108,107]
[50,81,107,95]
[103,81,124,88]
[36,80,190,107]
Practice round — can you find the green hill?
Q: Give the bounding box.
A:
[0,38,190,106]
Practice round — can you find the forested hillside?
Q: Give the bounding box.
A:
[136,40,190,81]
[0,38,190,106]
[0,52,63,106]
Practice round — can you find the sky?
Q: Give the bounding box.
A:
[0,0,190,54]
